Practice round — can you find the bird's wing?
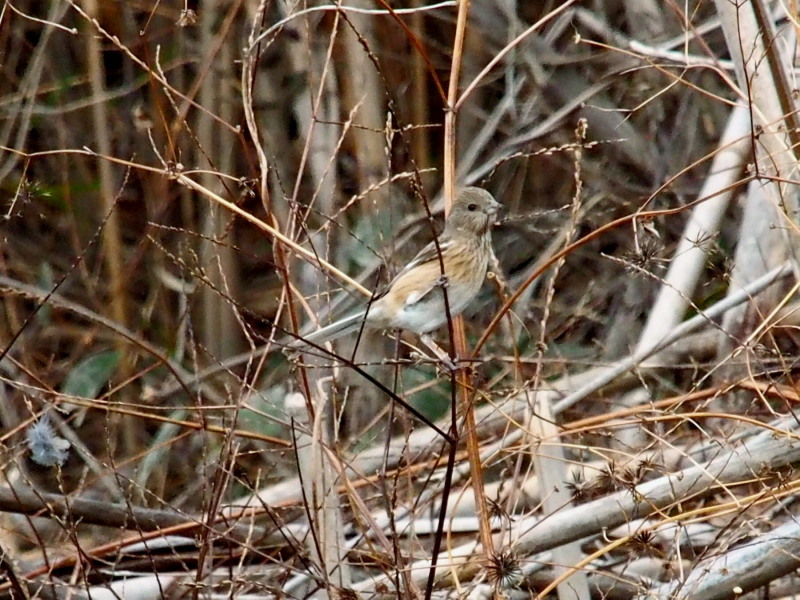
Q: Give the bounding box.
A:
[377,236,453,306]
[397,237,453,277]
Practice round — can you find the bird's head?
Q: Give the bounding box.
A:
[446,187,502,235]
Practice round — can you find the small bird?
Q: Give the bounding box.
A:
[292,187,501,358]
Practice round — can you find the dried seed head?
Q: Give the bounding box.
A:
[486,548,523,589]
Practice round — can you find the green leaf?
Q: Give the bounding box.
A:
[239,385,289,440]
[404,370,450,422]
[61,350,120,398]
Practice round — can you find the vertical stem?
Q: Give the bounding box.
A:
[83,0,133,455]
[442,0,495,562]
[442,1,469,208]
[198,0,241,360]
[410,0,431,188]
[84,0,127,331]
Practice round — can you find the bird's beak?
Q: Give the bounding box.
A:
[486,201,502,225]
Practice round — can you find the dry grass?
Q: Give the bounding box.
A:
[1,1,800,599]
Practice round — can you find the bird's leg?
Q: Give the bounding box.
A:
[419,333,457,371]
[486,249,508,294]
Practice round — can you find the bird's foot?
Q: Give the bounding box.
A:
[439,355,458,372]
[408,349,455,371]
[419,333,459,372]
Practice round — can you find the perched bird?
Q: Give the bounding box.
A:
[292,187,501,356]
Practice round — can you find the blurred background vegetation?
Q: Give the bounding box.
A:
[1,0,799,598]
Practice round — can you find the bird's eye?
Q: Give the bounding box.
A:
[467,203,478,212]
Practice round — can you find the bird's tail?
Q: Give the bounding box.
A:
[288,310,368,350]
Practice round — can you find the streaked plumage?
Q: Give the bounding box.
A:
[292,187,501,349]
